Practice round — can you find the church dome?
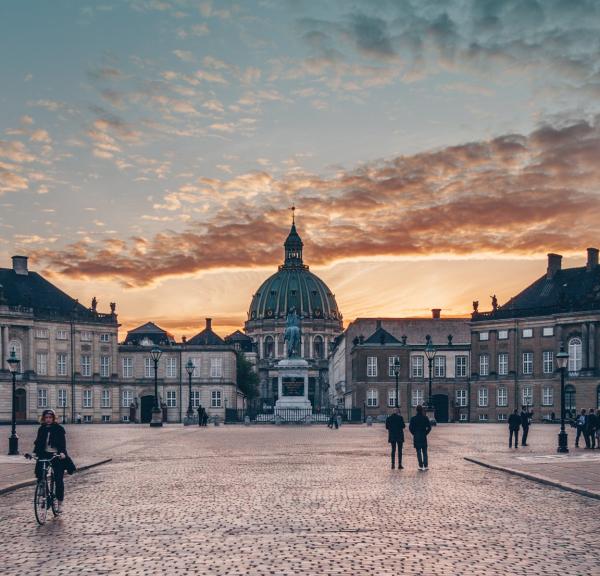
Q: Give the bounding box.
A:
[247,218,342,323]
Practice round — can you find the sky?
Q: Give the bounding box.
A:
[1,0,600,339]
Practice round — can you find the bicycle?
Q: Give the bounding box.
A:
[25,453,61,525]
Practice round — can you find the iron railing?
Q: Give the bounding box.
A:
[225,407,363,424]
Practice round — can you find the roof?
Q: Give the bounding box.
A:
[188,325,225,346]
[123,322,175,346]
[364,326,400,345]
[225,330,252,342]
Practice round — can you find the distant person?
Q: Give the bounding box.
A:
[409,405,432,471]
[385,407,405,469]
[197,404,203,427]
[520,406,533,446]
[508,409,521,448]
[575,409,587,448]
[76,413,82,425]
[202,407,209,427]
[328,408,338,430]
[586,409,598,449]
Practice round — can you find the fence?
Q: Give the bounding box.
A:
[225,407,363,424]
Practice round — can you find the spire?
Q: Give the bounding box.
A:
[283,206,304,267]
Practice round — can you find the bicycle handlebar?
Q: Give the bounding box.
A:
[24,453,62,462]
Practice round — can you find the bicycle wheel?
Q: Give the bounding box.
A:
[50,474,59,516]
[34,481,47,525]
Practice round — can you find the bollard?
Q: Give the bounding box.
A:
[244,415,251,426]
[366,416,373,427]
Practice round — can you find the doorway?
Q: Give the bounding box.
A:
[15,388,27,421]
[431,394,449,423]
[140,395,155,423]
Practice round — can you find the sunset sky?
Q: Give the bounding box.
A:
[1,0,600,338]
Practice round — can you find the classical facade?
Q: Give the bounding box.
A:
[244,218,343,409]
[470,249,600,423]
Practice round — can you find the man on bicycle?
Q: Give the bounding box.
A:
[33,409,68,514]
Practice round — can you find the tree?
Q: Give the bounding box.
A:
[236,351,259,403]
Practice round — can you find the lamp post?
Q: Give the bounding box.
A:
[424,335,437,410]
[556,344,569,453]
[7,350,20,455]
[150,347,163,428]
[186,359,195,422]
[393,359,400,409]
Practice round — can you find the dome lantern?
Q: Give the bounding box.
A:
[283,206,304,268]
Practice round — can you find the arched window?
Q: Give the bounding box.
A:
[9,340,22,360]
[565,384,576,413]
[313,336,324,359]
[568,338,582,372]
[264,336,274,359]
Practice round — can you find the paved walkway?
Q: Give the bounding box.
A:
[1,423,598,575]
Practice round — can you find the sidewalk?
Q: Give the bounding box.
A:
[465,450,600,500]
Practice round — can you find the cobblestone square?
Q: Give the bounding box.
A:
[1,423,599,576]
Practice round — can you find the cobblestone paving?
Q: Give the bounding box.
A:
[1,424,599,575]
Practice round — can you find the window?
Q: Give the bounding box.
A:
[543,351,554,374]
[191,390,200,408]
[456,389,468,407]
[100,356,110,377]
[166,357,177,378]
[496,387,508,407]
[83,389,93,408]
[313,336,324,359]
[367,389,378,407]
[37,388,48,408]
[100,333,110,342]
[479,332,489,341]
[101,415,111,423]
[388,356,400,377]
[264,336,274,358]
[211,389,222,408]
[56,329,68,340]
[83,415,92,423]
[455,356,468,378]
[411,356,424,378]
[522,352,533,375]
[478,388,488,407]
[81,355,91,377]
[57,353,67,376]
[568,338,582,372]
[35,328,49,339]
[542,386,554,406]
[58,389,68,407]
[9,340,22,360]
[210,358,223,378]
[80,331,92,341]
[459,413,468,422]
[522,386,533,407]
[190,357,200,376]
[101,389,111,408]
[412,388,424,407]
[542,327,554,337]
[166,390,177,407]
[498,330,509,340]
[434,355,446,378]
[497,413,507,421]
[122,389,133,408]
[366,356,378,377]
[144,357,153,378]
[122,415,130,422]
[122,357,133,379]
[522,328,533,338]
[36,352,48,375]
[388,389,397,407]
[498,353,509,376]
[565,385,576,412]
[478,414,489,422]
[479,354,489,376]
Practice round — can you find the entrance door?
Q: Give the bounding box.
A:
[140,395,155,423]
[431,394,449,423]
[15,388,27,421]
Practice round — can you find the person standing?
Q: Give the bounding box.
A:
[508,409,521,448]
[197,404,203,427]
[409,405,432,471]
[586,408,597,449]
[575,409,587,448]
[385,407,405,469]
[520,406,533,446]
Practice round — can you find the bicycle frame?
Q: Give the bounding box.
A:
[26,454,60,525]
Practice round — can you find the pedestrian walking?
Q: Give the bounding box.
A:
[575,409,587,448]
[508,409,521,448]
[202,408,208,427]
[197,404,203,427]
[586,408,598,449]
[409,405,432,471]
[385,407,405,469]
[520,406,533,446]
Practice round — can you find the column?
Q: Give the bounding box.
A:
[1,326,8,370]
[28,328,34,373]
[258,336,264,359]
[588,322,595,369]
[309,335,313,359]
[274,335,279,359]
[582,323,589,369]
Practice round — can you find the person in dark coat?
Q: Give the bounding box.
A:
[33,409,68,513]
[385,407,405,469]
[197,404,203,427]
[508,409,521,448]
[520,406,533,446]
[586,408,598,449]
[575,409,587,448]
[409,405,432,471]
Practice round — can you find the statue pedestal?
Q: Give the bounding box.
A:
[275,357,312,412]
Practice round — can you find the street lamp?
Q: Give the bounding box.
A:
[186,359,195,422]
[150,347,163,428]
[424,335,437,409]
[393,358,400,409]
[7,350,20,455]
[556,343,569,453]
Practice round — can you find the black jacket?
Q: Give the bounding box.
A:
[409,413,432,448]
[586,413,598,432]
[520,410,533,428]
[33,423,67,456]
[385,413,405,443]
[508,413,521,431]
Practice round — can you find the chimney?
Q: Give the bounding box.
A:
[431,308,441,319]
[12,255,28,275]
[587,247,599,271]
[546,253,562,279]
[376,319,382,330]
[182,336,187,344]
[205,318,212,331]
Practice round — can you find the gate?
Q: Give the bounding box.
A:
[140,395,154,423]
[431,394,449,423]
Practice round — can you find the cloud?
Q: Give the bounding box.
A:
[31,116,600,286]
[30,129,52,143]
